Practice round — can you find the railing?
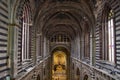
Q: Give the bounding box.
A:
[72,57,120,80]
[96,60,120,79]
[15,56,120,80]
[16,56,50,80]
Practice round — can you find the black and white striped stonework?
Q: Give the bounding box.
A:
[17,26,22,73]
[95,23,101,60]
[113,0,120,69]
[96,0,120,70]
[95,2,104,60]
[16,3,24,74]
[0,0,9,79]
[16,0,34,74]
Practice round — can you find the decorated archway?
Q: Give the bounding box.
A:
[51,47,70,80]
[37,75,40,80]
[52,51,67,80]
[83,75,88,80]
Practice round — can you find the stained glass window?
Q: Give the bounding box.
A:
[108,10,114,63]
[22,6,31,61]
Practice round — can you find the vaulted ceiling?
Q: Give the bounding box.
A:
[34,0,96,39]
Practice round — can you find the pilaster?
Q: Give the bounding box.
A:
[90,31,96,66]
[8,23,19,79]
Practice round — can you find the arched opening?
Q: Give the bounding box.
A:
[37,75,40,80]
[96,77,99,80]
[83,75,88,80]
[72,63,74,70]
[51,47,70,80]
[76,68,80,80]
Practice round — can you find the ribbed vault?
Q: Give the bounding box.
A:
[34,0,95,39]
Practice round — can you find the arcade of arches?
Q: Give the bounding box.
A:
[1,0,120,80]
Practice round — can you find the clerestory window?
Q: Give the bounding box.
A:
[22,5,31,61]
[108,10,115,63]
